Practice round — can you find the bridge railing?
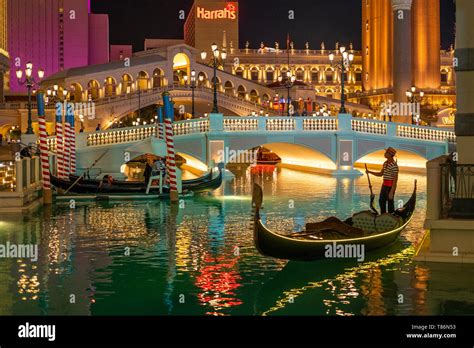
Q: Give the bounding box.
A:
[397,124,456,143]
[46,114,456,149]
[352,119,388,135]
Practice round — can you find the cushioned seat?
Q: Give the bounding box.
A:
[352,211,377,233]
[375,213,403,232]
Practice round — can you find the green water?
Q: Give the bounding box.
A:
[0,167,473,316]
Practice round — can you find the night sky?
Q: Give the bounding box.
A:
[91,0,456,52]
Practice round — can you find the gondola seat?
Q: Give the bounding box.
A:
[375,213,403,233]
[352,211,377,234]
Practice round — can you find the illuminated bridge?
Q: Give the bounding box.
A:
[47,114,456,177]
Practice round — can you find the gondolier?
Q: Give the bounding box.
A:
[366,147,399,214]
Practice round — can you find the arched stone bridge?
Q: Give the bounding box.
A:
[49,114,456,177]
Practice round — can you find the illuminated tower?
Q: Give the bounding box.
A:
[362,0,393,92]
[362,0,441,98]
[0,0,8,101]
[412,0,441,89]
[392,0,412,105]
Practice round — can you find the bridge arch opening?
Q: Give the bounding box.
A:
[121,74,134,94]
[137,71,149,90]
[356,149,428,173]
[173,53,190,85]
[224,80,234,96]
[237,85,247,99]
[70,82,83,102]
[250,89,259,103]
[177,152,209,177]
[152,68,164,88]
[197,71,208,87]
[104,76,117,97]
[224,142,336,173]
[87,80,100,100]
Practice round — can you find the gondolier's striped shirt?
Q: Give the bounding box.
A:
[383,160,399,186]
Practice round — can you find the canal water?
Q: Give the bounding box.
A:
[1,167,473,316]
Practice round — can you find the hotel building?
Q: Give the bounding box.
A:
[0,0,8,101]
[7,0,110,93]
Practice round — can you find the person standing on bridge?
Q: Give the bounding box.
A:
[366,147,399,214]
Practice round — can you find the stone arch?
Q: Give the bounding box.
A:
[70,82,83,102]
[296,67,305,81]
[235,66,244,78]
[137,70,149,90]
[121,73,134,94]
[249,89,259,103]
[250,67,259,81]
[237,85,247,99]
[262,93,270,105]
[224,80,235,96]
[173,52,191,85]
[197,71,208,87]
[152,68,164,88]
[104,76,117,97]
[87,80,101,100]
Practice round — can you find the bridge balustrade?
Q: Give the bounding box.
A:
[266,118,296,131]
[397,125,456,143]
[352,119,388,135]
[174,119,209,135]
[223,117,259,131]
[303,117,337,131]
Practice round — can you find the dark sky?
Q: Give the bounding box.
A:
[91,0,456,52]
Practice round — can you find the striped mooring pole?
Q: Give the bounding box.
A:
[55,102,66,178]
[63,105,71,177]
[67,103,76,174]
[162,92,178,202]
[37,91,52,204]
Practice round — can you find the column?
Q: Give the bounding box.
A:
[455,0,474,164]
[391,0,413,112]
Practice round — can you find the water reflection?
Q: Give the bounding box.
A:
[0,168,473,316]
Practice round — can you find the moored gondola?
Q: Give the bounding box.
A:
[69,169,214,188]
[52,168,223,195]
[252,181,417,261]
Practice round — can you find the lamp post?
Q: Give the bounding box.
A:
[201,43,227,114]
[329,46,354,114]
[184,69,198,119]
[46,84,68,104]
[16,62,45,134]
[405,86,424,125]
[278,72,296,116]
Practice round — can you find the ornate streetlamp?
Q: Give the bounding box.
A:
[201,43,227,114]
[329,46,354,114]
[406,86,424,125]
[278,71,296,116]
[184,69,200,119]
[16,62,44,134]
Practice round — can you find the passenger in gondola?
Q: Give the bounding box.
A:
[366,147,399,214]
[100,175,114,189]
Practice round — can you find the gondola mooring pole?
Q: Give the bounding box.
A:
[55,101,66,178]
[163,92,178,202]
[37,91,52,204]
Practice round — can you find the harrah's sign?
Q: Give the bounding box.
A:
[197,3,237,20]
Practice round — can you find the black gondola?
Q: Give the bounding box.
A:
[52,168,223,195]
[252,181,417,261]
[69,169,213,188]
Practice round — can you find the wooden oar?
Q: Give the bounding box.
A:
[64,150,108,194]
[365,163,379,215]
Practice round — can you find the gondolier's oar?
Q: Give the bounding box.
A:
[365,163,379,215]
[64,150,109,194]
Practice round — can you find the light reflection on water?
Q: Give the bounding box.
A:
[0,167,473,316]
